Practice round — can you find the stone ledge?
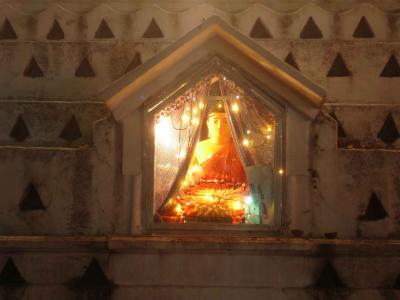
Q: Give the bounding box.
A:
[0,236,399,256]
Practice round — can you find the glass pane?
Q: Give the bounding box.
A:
[152,75,281,225]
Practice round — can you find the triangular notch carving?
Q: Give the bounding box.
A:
[380,55,400,77]
[359,192,388,221]
[142,18,163,38]
[377,113,399,144]
[327,54,351,77]
[75,57,95,77]
[300,17,323,39]
[250,18,272,38]
[0,258,27,286]
[125,52,142,74]
[74,259,113,289]
[315,262,345,289]
[0,18,17,40]
[94,19,114,39]
[9,114,30,142]
[353,16,374,38]
[19,183,45,211]
[285,52,299,71]
[59,115,82,142]
[47,19,64,40]
[23,57,44,78]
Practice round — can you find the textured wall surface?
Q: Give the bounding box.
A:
[0,1,400,299]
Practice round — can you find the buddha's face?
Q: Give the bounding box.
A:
[207,112,232,144]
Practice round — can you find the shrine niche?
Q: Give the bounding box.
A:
[148,74,283,225]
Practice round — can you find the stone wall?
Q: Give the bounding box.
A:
[1,1,400,299]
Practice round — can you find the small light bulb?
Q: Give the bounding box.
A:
[199,102,205,109]
[182,114,190,123]
[236,95,240,99]
[267,126,272,132]
[242,139,250,146]
[279,169,284,175]
[266,135,271,140]
[246,130,251,134]
[223,77,226,80]
[231,103,239,112]
[245,196,252,205]
[218,103,223,109]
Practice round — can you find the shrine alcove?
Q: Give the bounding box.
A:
[101,16,325,234]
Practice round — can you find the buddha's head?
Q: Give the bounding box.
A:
[207,112,232,144]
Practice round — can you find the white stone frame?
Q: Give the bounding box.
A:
[101,16,325,234]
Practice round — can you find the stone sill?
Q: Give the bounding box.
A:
[0,236,399,256]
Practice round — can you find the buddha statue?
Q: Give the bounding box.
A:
[157,102,250,223]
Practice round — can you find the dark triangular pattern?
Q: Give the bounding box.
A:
[377,113,400,144]
[284,52,299,70]
[23,57,44,78]
[208,80,222,96]
[0,18,17,40]
[394,274,400,289]
[9,114,30,142]
[76,259,110,288]
[330,112,347,138]
[19,183,45,211]
[315,262,345,289]
[327,54,351,77]
[380,55,400,77]
[359,192,388,221]
[300,17,323,39]
[142,18,163,38]
[250,18,272,38]
[125,52,142,74]
[94,19,114,39]
[75,57,95,77]
[46,19,64,40]
[59,115,82,142]
[0,258,27,286]
[353,16,374,38]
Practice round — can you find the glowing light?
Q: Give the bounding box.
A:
[199,102,205,109]
[193,97,197,101]
[218,103,223,109]
[155,117,172,148]
[246,130,251,134]
[175,204,183,214]
[181,181,188,187]
[245,196,252,205]
[231,103,239,112]
[232,201,243,210]
[191,118,199,125]
[242,139,250,146]
[279,169,284,175]
[266,135,271,140]
[193,108,198,114]
[204,193,214,202]
[267,126,272,132]
[185,106,190,111]
[223,77,226,80]
[182,114,190,123]
[176,149,187,159]
[236,95,240,99]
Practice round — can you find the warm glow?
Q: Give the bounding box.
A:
[242,139,250,146]
[176,149,187,159]
[232,201,243,210]
[279,169,284,175]
[231,103,239,112]
[191,118,199,125]
[266,135,271,140]
[236,95,240,99]
[246,130,251,134]
[181,181,189,188]
[199,102,205,109]
[175,204,183,214]
[218,103,223,109]
[204,193,214,202]
[182,114,190,123]
[193,108,198,114]
[267,125,272,132]
[155,117,172,148]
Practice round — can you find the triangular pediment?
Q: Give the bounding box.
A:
[101,16,325,120]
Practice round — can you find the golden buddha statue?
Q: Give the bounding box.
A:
[158,102,250,224]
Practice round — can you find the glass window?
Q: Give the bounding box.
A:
[147,74,283,227]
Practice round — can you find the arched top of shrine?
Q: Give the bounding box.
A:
[101,16,325,120]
